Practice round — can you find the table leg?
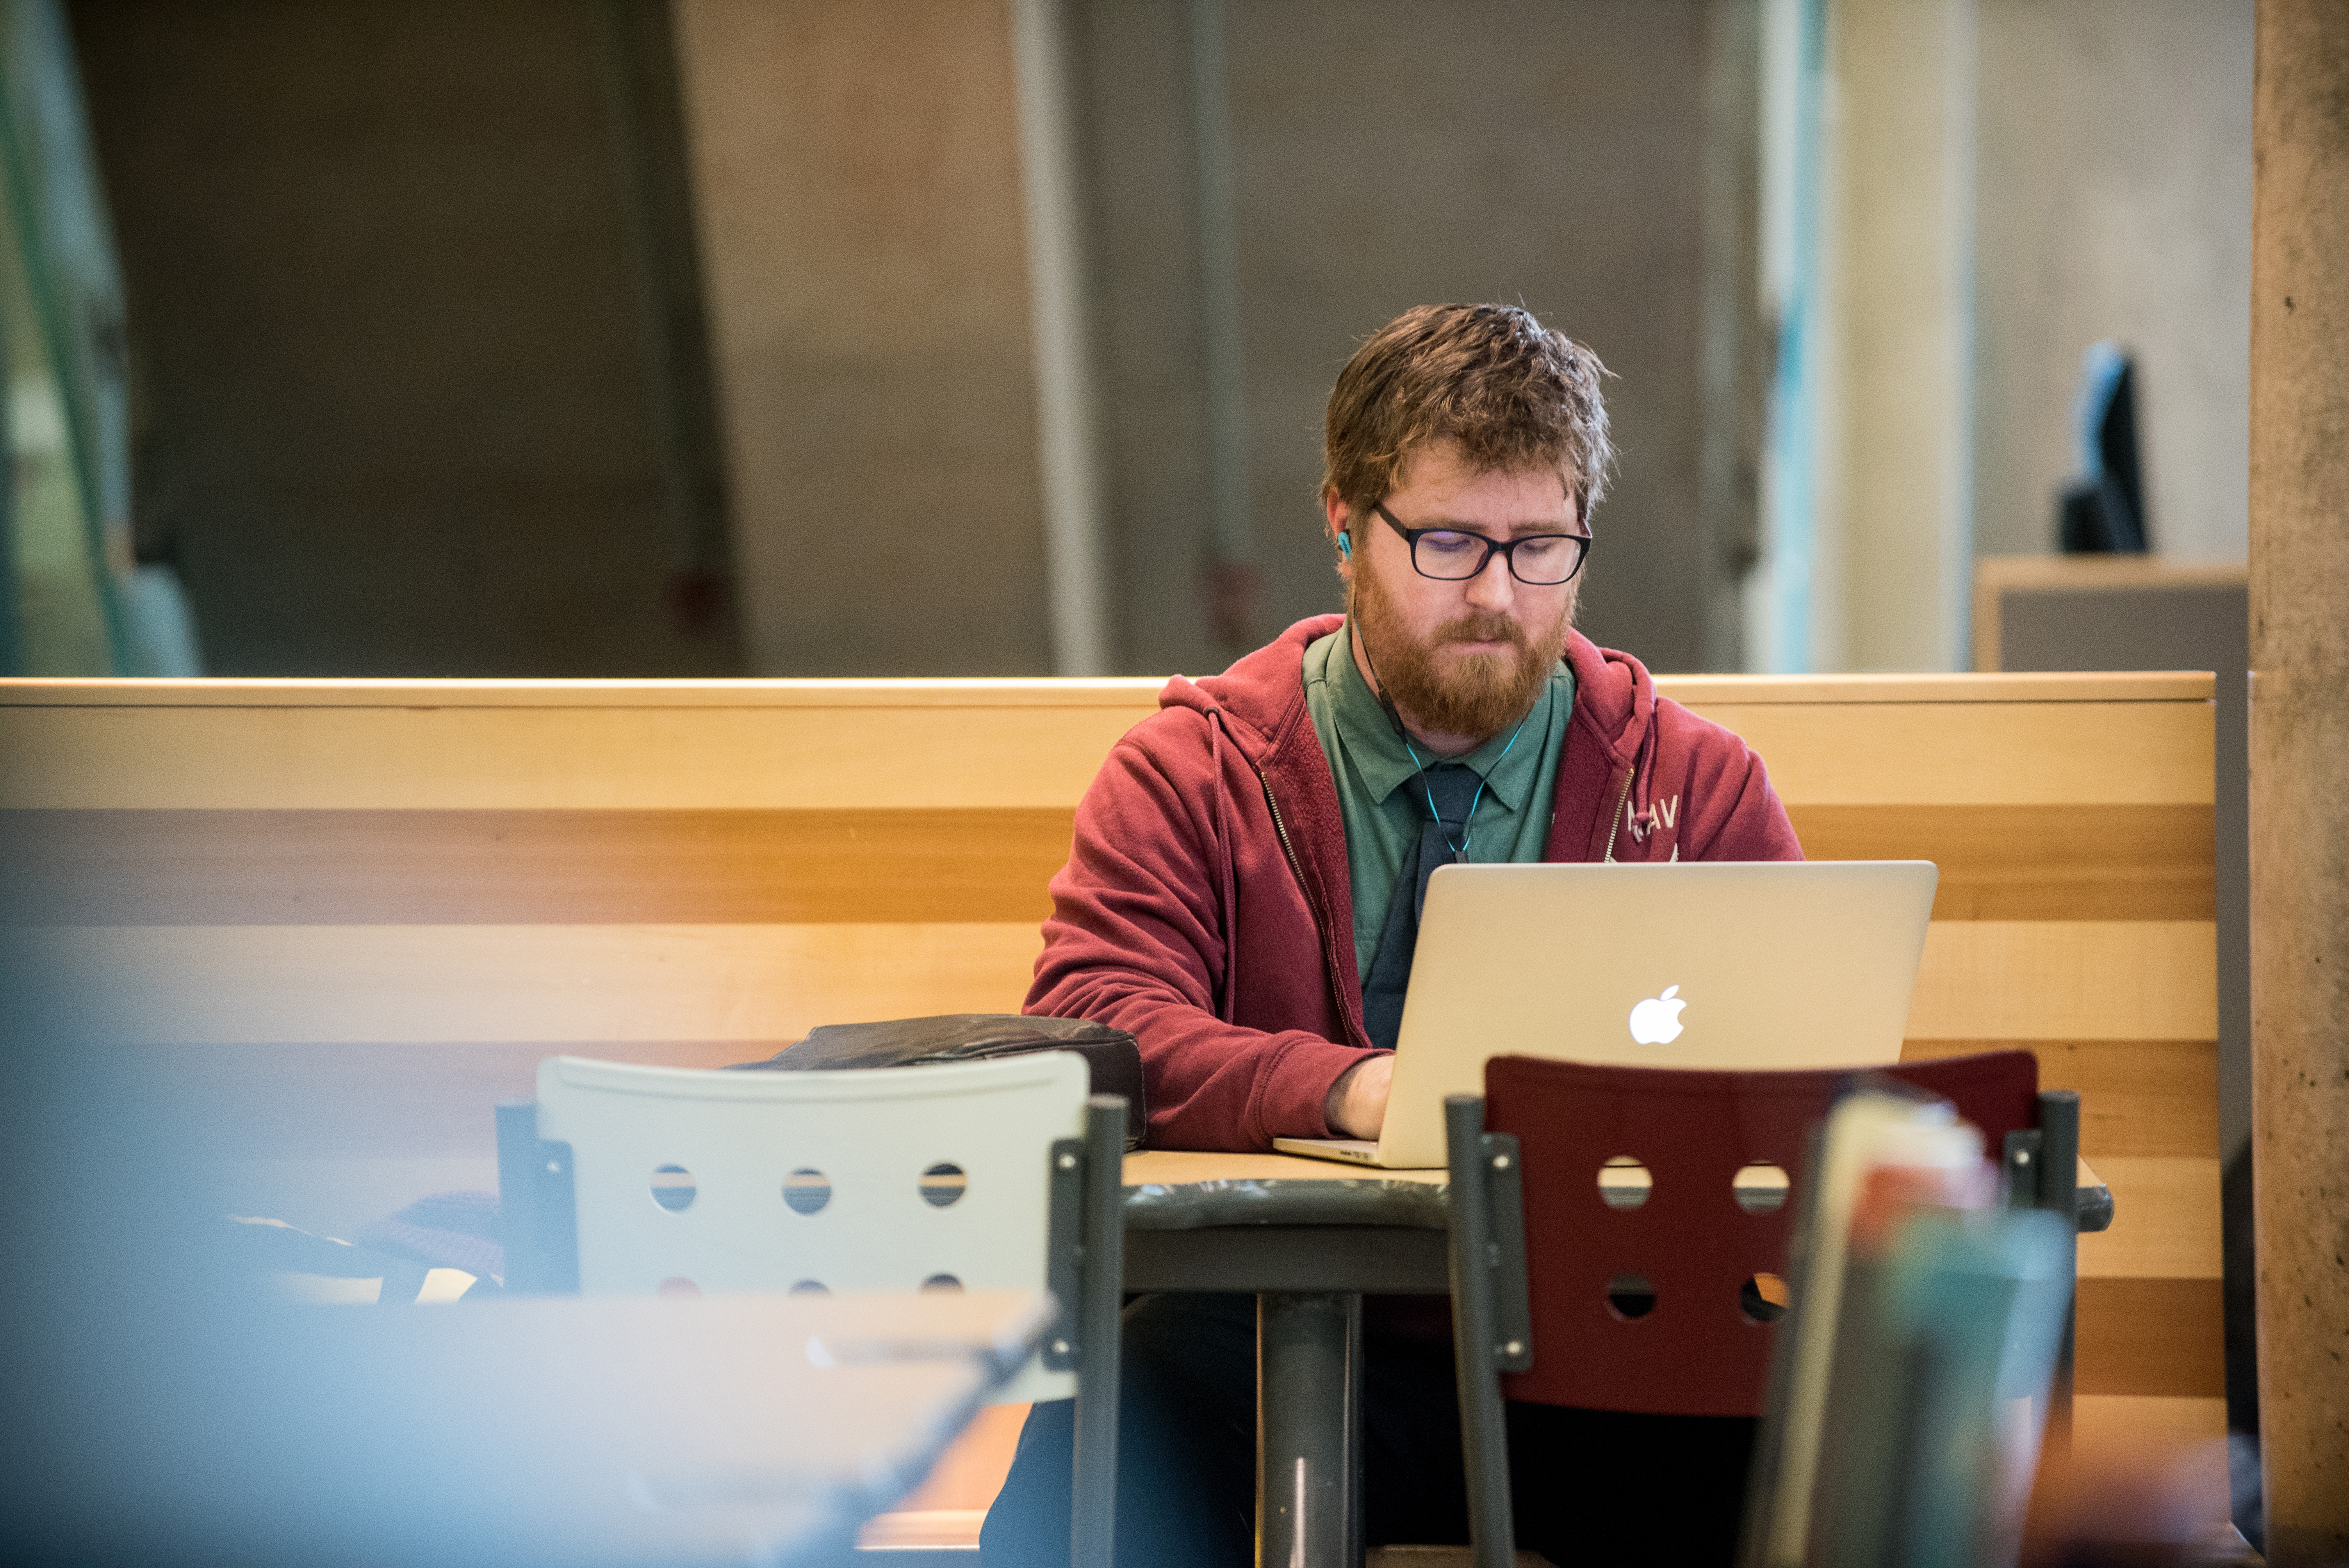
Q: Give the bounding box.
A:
[1257,1291,1361,1568]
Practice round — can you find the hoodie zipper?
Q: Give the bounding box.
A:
[1601,765,1634,862]
[1258,769,1372,1051]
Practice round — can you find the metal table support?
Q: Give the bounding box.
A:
[1258,1292,1362,1568]
[1122,1171,1449,1568]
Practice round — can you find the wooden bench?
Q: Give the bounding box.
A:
[0,670,2222,1490]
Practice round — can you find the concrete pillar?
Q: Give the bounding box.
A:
[1009,0,1111,677]
[2247,1,2349,1559]
[1828,0,1977,672]
[670,0,1053,677]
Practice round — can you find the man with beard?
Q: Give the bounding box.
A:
[981,304,1801,1568]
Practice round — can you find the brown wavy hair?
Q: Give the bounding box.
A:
[1320,303,1614,527]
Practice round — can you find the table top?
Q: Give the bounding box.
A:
[154,1290,1054,1568]
[1121,1149,2113,1234]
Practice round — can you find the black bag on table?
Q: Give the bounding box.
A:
[731,1014,1148,1151]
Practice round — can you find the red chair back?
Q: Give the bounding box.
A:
[1483,1050,2039,1417]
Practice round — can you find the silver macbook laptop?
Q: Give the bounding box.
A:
[1273,861,1938,1169]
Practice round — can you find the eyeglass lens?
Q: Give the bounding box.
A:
[1412,529,1586,585]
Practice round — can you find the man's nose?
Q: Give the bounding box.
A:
[1464,547,1517,611]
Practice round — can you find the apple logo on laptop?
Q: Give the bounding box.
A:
[1628,985,1687,1046]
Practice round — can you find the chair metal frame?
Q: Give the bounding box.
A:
[1443,1059,2083,1568]
[495,1066,1128,1568]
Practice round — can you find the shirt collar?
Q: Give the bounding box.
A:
[1321,624,1556,813]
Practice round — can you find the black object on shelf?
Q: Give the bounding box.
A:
[2057,343,2149,553]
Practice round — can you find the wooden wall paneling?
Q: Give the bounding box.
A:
[1901,1039,2220,1158]
[2071,1395,2229,1452]
[1790,804,2215,921]
[0,808,1074,926]
[1654,671,2214,705]
[2075,1157,2225,1280]
[0,677,2210,809]
[1681,700,2214,806]
[4,802,2216,928]
[2075,1278,2228,1399]
[0,673,2226,1419]
[0,690,1164,810]
[1903,921,2217,1041]
[4,923,1047,1045]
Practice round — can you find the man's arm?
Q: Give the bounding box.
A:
[1025,725,1372,1151]
[1322,1053,1393,1139]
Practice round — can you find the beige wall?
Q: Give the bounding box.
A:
[1974,0,2253,562]
[673,0,1055,676]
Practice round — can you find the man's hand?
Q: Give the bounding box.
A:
[1323,1053,1395,1140]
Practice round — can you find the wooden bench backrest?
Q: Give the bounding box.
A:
[0,670,2219,1443]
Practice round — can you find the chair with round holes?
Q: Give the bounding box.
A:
[494,1052,1126,1568]
[1441,1050,2074,1568]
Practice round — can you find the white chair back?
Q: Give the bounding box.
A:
[533,1051,1092,1403]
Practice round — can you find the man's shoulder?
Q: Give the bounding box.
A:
[1563,632,1759,769]
[1649,688,1760,759]
[1143,616,1341,753]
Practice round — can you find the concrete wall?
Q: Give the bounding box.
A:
[1081,0,1715,677]
[72,0,742,676]
[84,0,1725,679]
[672,0,1055,677]
[1973,0,2253,561]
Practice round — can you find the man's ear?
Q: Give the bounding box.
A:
[1322,488,1353,579]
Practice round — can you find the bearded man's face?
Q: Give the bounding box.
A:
[1337,442,1584,747]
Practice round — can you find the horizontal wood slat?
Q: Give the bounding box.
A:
[14,920,2219,1051]
[1682,701,2213,807]
[2070,1396,2229,1454]
[1664,671,2212,705]
[2075,1278,2226,1399]
[1792,805,2214,921]
[2,804,2213,927]
[0,702,1160,811]
[2075,1158,2224,1280]
[2,923,1045,1045]
[1,690,2211,812]
[0,670,2215,707]
[1904,922,2217,1041]
[0,677,1178,707]
[1901,1039,2219,1159]
[0,809,1073,927]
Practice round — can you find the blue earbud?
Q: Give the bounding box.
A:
[1337,532,1353,559]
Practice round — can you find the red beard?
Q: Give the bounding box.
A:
[1351,559,1572,741]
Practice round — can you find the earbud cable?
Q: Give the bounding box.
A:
[1346,609,1537,861]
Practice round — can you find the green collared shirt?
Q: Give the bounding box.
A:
[1301,628,1574,982]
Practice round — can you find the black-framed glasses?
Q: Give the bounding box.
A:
[1375,503,1593,586]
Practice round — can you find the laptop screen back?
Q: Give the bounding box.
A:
[1371,861,1937,1167]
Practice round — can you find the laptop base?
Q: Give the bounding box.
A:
[1270,1137,1388,1166]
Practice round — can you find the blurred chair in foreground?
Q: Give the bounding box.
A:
[1442,1052,2077,1568]
[1745,1087,2075,1568]
[497,1053,1126,1568]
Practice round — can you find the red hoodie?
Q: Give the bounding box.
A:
[1025,614,1803,1151]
